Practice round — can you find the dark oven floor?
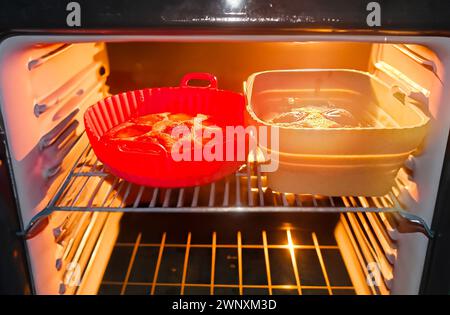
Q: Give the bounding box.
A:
[98,213,355,295]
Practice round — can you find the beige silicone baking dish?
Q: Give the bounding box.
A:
[244,69,430,196]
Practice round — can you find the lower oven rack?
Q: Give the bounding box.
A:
[23,139,433,239]
[98,213,355,295]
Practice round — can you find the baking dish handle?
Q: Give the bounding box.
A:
[391,85,429,108]
[180,72,218,89]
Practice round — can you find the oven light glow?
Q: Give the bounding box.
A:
[286,229,296,254]
[226,0,243,9]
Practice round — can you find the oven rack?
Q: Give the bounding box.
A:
[23,142,434,239]
[97,213,356,295]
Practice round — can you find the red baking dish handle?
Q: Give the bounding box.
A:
[180,72,218,89]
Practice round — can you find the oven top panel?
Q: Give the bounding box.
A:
[1,0,450,34]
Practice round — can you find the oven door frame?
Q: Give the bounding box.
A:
[420,128,450,294]
[0,104,33,294]
[1,0,450,295]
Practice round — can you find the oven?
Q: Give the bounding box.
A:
[1,0,450,295]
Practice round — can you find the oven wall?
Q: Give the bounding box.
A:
[383,38,450,294]
[0,38,110,294]
[106,42,372,94]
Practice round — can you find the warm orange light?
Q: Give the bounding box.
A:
[286,229,302,295]
[286,229,296,256]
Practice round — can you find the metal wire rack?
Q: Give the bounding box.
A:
[47,143,404,213]
[24,141,433,239]
[97,213,355,295]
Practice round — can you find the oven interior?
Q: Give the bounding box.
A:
[0,38,449,295]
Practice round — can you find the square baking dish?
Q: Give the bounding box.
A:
[244,69,430,196]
